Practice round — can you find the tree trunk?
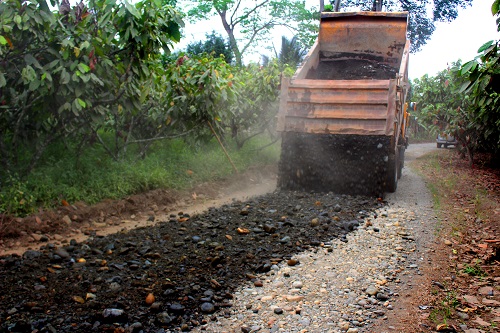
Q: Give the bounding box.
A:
[334,0,341,12]
[320,0,324,11]
[217,9,243,66]
[372,0,383,11]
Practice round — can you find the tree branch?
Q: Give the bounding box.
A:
[232,0,270,27]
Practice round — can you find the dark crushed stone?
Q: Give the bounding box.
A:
[0,191,383,332]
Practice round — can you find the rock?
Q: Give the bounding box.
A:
[54,248,70,259]
[62,215,72,225]
[284,295,304,302]
[31,233,43,241]
[292,281,303,289]
[376,292,389,301]
[310,218,320,227]
[365,285,379,296]
[102,308,127,323]
[128,322,143,333]
[23,250,42,260]
[444,239,452,246]
[287,259,299,266]
[156,312,173,325]
[241,326,251,333]
[200,302,215,313]
[280,236,291,244]
[274,307,283,314]
[169,303,185,313]
[263,224,276,233]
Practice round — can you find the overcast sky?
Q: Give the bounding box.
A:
[176,0,500,80]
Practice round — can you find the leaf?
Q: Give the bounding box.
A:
[74,47,81,57]
[77,63,90,73]
[492,0,500,15]
[0,36,7,45]
[460,60,477,75]
[60,70,70,84]
[478,40,495,53]
[124,1,141,19]
[77,98,86,108]
[0,73,6,88]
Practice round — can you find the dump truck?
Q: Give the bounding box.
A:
[277,11,410,197]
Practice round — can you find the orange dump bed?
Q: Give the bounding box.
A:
[277,11,410,141]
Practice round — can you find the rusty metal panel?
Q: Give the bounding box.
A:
[294,41,320,80]
[279,78,393,135]
[287,87,389,105]
[285,103,388,120]
[277,77,290,132]
[384,80,397,136]
[318,12,408,67]
[283,117,388,136]
[291,79,391,89]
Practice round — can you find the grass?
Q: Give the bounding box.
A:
[429,291,460,325]
[0,135,281,216]
[462,263,487,277]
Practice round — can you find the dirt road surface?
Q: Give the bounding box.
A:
[0,143,444,333]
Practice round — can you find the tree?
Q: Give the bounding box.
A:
[330,0,474,52]
[182,0,319,66]
[276,35,307,69]
[0,0,184,174]
[186,31,234,64]
[454,0,500,163]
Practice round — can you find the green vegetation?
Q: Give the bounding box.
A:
[462,263,487,277]
[0,135,280,216]
[410,1,500,164]
[429,291,460,325]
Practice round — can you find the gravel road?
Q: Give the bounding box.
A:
[0,143,439,333]
[193,143,439,333]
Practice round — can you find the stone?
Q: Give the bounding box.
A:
[365,285,379,296]
[62,215,72,225]
[200,302,215,313]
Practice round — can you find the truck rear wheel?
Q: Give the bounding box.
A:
[386,151,398,192]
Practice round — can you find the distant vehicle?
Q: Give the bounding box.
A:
[436,133,458,148]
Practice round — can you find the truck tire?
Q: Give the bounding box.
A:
[437,143,442,148]
[386,152,398,192]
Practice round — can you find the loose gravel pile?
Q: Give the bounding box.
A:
[0,191,387,333]
[194,206,420,333]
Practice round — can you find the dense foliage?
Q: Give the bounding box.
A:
[0,0,184,173]
[411,1,500,164]
[185,31,234,64]
[0,0,291,216]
